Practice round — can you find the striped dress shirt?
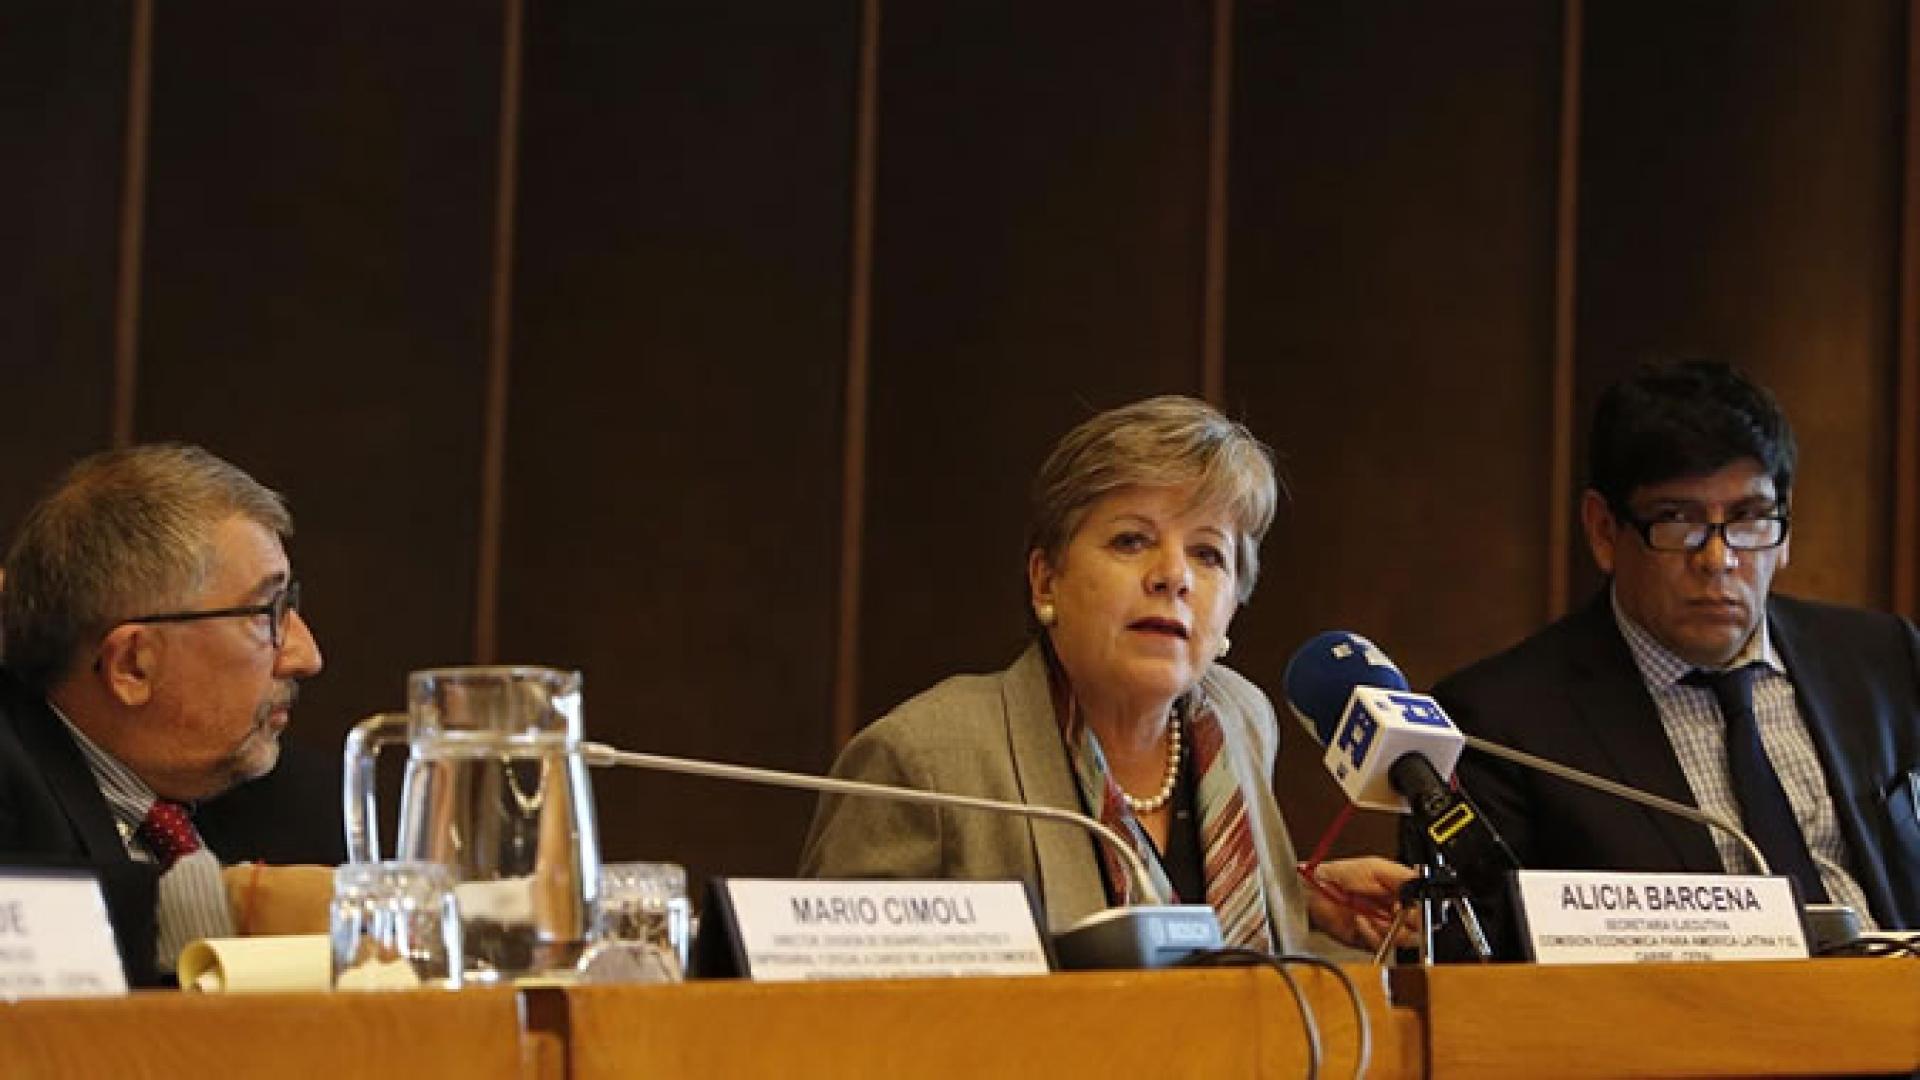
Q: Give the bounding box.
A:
[1611,593,1876,928]
[50,702,236,968]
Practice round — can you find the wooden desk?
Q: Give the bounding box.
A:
[0,988,531,1080]
[551,966,1420,1079]
[1397,959,1920,1078]
[3,960,1913,1078]
[0,968,1414,1080]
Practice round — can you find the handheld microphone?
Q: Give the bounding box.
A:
[1283,632,1518,893]
[1285,631,1864,953]
[1281,630,1774,877]
[582,743,1224,969]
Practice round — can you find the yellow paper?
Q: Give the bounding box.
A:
[177,934,330,993]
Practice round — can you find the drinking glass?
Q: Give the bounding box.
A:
[330,862,463,990]
[586,862,691,978]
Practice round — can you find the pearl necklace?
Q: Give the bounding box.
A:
[1120,716,1183,815]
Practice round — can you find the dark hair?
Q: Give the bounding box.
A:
[1587,359,1797,512]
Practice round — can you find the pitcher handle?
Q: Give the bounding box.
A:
[343,712,411,863]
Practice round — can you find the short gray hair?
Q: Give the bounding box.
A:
[1027,395,1281,605]
[1,444,292,691]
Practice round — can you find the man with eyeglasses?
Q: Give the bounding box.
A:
[1433,359,1920,955]
[0,444,327,985]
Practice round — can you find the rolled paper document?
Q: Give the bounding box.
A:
[178,935,331,993]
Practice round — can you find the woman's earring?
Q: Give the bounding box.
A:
[1217,636,1231,659]
[1036,602,1057,627]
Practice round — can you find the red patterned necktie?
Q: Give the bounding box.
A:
[137,800,202,872]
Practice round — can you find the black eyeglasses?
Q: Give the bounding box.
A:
[1620,513,1790,553]
[121,580,303,649]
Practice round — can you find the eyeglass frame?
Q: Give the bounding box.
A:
[1616,510,1791,553]
[118,580,303,649]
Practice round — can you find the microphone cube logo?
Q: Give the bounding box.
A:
[1388,694,1451,729]
[1324,687,1467,813]
[1333,706,1379,777]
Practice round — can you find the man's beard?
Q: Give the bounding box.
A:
[228,681,297,783]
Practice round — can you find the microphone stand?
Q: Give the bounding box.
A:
[1384,856,1494,965]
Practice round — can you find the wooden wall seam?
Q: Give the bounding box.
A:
[1200,0,1234,406]
[832,0,882,748]
[1547,0,1584,619]
[1895,0,1920,619]
[110,0,155,449]
[475,0,526,664]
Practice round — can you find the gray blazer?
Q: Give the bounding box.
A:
[799,644,1319,953]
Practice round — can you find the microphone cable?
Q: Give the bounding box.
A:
[1814,933,1920,959]
[1294,809,1401,930]
[1176,946,1375,1080]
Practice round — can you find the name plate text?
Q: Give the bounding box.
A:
[720,879,1049,981]
[1514,870,1808,963]
[0,870,128,999]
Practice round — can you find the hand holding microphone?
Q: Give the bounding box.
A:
[1301,856,1420,952]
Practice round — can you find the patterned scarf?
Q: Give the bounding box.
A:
[1064,692,1274,951]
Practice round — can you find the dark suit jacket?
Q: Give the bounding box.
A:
[0,667,346,987]
[1436,591,1920,954]
[0,667,165,987]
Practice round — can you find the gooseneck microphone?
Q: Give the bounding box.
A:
[1455,732,1770,875]
[582,742,1225,969]
[584,743,1159,899]
[1456,734,1876,951]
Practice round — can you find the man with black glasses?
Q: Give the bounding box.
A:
[1436,360,1920,953]
[0,444,327,985]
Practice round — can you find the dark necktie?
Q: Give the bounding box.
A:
[137,800,202,872]
[1682,665,1830,903]
[136,799,234,969]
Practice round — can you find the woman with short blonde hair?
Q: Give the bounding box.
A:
[804,396,1408,954]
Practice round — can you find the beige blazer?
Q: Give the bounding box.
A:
[799,643,1322,953]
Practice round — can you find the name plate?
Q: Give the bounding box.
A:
[1514,870,1808,963]
[711,879,1050,981]
[0,869,129,999]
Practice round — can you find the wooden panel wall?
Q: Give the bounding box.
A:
[857,1,1217,723]
[0,2,128,535]
[1574,0,1908,609]
[1226,1,1567,851]
[133,1,504,741]
[1902,5,1920,618]
[500,2,858,874]
[3,1,1914,885]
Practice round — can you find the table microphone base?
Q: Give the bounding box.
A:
[1051,905,1223,970]
[1803,903,1860,954]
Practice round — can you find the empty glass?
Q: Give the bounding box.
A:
[587,862,692,978]
[330,862,463,990]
